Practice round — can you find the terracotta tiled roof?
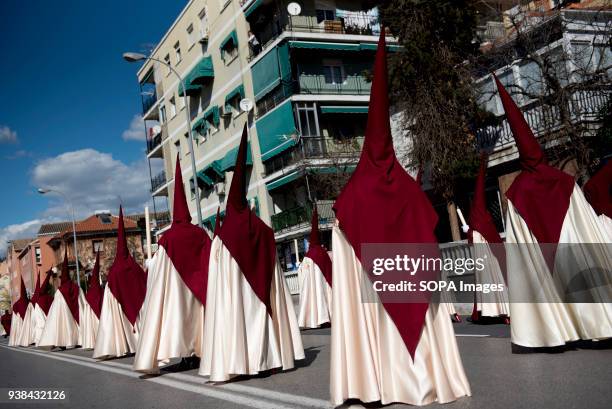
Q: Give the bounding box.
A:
[9,238,35,252]
[38,221,72,236]
[53,214,140,240]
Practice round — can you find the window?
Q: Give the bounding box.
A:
[164,54,171,75]
[174,139,182,158]
[220,31,238,63]
[296,103,320,137]
[92,240,104,254]
[189,177,196,199]
[160,105,167,123]
[169,96,177,118]
[35,247,41,264]
[174,42,182,64]
[199,8,209,40]
[187,24,196,48]
[322,59,345,84]
[316,9,335,23]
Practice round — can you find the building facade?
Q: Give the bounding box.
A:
[134,0,391,274]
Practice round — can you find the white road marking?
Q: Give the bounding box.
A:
[1,344,330,409]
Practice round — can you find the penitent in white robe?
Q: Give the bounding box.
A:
[8,314,23,347]
[37,291,84,349]
[93,286,140,359]
[297,257,332,329]
[331,226,471,406]
[134,247,205,373]
[198,236,304,382]
[79,298,100,350]
[16,303,35,347]
[506,186,612,348]
[472,231,510,318]
[31,304,48,345]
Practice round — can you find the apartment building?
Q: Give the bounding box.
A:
[5,238,38,305]
[134,0,393,273]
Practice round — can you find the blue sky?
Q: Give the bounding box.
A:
[0,1,186,254]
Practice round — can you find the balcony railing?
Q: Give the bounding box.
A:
[264,136,364,176]
[298,63,372,95]
[150,171,167,193]
[247,6,380,60]
[271,200,334,233]
[476,88,610,151]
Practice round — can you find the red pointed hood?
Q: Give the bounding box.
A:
[158,160,212,306]
[584,160,612,219]
[468,154,502,244]
[333,30,438,359]
[172,153,192,224]
[58,247,80,323]
[85,251,104,318]
[36,271,54,316]
[1,310,11,335]
[213,207,222,237]
[305,206,332,286]
[31,272,41,305]
[218,124,276,314]
[13,277,29,317]
[495,76,574,245]
[106,206,147,326]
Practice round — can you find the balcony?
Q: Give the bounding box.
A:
[150,171,167,193]
[146,123,167,156]
[271,200,334,233]
[476,88,610,153]
[246,3,380,60]
[264,136,363,176]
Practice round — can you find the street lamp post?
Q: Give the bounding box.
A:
[37,188,82,288]
[123,52,203,228]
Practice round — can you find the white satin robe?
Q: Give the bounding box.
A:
[93,286,140,359]
[79,299,100,350]
[331,226,471,406]
[16,303,35,346]
[134,247,205,373]
[472,231,510,318]
[506,185,612,348]
[31,304,48,345]
[297,257,332,329]
[8,314,23,347]
[198,236,305,382]
[37,291,84,348]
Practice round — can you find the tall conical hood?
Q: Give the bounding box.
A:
[20,277,28,304]
[13,277,29,317]
[172,154,192,224]
[309,206,320,246]
[227,125,249,211]
[468,154,502,244]
[37,270,54,315]
[361,28,394,167]
[493,74,545,171]
[32,271,41,305]
[85,250,104,318]
[116,206,129,260]
[333,28,439,359]
[60,247,70,284]
[213,206,222,237]
[584,160,612,218]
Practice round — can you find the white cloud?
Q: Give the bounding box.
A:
[31,149,153,219]
[0,125,18,144]
[121,115,146,141]
[0,219,43,258]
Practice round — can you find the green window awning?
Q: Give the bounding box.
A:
[358,43,402,52]
[203,161,224,179]
[288,41,361,51]
[203,106,220,128]
[179,77,201,97]
[224,84,245,110]
[217,142,253,172]
[190,56,214,85]
[196,169,214,187]
[320,105,368,114]
[251,43,291,101]
[192,116,206,133]
[266,170,303,191]
[255,99,297,161]
[244,0,263,17]
[220,30,238,59]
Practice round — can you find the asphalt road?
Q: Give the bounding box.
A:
[0,315,611,409]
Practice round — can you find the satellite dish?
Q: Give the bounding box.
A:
[287,2,301,16]
[240,98,254,113]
